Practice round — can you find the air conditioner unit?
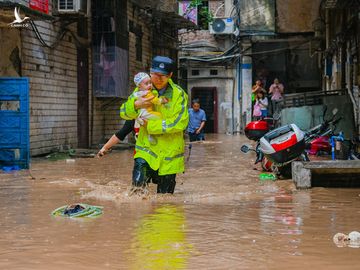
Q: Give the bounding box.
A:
[58,0,88,14]
[209,17,235,35]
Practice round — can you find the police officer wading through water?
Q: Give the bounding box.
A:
[120,56,189,194]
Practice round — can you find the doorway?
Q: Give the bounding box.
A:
[191,87,218,133]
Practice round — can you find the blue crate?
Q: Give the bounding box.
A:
[0,78,29,169]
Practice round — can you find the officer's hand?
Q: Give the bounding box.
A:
[97,147,109,158]
[135,95,155,109]
[195,129,200,134]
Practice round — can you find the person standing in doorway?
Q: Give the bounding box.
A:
[252,80,265,104]
[188,99,206,142]
[254,90,268,120]
[251,80,266,118]
[120,56,189,194]
[269,78,284,118]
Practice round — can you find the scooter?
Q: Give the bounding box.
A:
[241,108,341,178]
[243,117,275,170]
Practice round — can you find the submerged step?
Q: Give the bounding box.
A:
[292,160,360,188]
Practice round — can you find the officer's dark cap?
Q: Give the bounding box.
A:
[150,56,174,75]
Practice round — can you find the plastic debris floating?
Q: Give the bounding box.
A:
[51,203,103,218]
[259,173,277,181]
[333,231,360,248]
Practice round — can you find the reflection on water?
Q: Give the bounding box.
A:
[131,205,191,269]
[259,191,303,236]
[1,135,360,269]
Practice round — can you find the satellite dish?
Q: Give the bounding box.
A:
[212,18,226,33]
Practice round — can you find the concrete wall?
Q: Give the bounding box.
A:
[277,0,322,33]
[187,66,239,133]
[281,105,325,130]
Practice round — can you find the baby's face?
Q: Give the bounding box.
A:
[139,77,152,91]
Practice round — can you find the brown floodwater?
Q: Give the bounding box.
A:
[1,134,360,269]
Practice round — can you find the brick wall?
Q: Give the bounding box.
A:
[178,0,223,47]
[21,12,79,155]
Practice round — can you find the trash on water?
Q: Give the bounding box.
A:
[259,173,277,181]
[333,231,360,248]
[66,159,76,163]
[51,203,103,218]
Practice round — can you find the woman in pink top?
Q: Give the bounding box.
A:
[269,78,284,119]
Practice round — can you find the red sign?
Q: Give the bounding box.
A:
[29,0,49,14]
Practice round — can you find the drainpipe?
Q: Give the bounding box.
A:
[325,8,331,91]
[231,72,235,134]
[241,43,252,125]
[237,56,242,133]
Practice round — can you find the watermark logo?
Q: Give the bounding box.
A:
[8,7,30,28]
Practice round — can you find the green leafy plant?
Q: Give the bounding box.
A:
[186,0,213,29]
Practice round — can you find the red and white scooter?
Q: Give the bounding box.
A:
[241,108,341,178]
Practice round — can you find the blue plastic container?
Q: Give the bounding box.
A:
[0,78,30,169]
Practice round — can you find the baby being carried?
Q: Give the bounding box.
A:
[133,72,168,143]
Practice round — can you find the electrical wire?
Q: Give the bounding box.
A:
[30,20,68,49]
[29,17,85,49]
[180,40,310,63]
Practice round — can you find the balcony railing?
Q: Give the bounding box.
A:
[283,89,346,108]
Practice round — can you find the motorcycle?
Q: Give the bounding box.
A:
[243,117,275,170]
[241,108,341,178]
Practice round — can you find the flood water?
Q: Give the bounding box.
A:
[1,134,360,269]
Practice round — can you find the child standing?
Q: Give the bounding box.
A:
[254,90,268,120]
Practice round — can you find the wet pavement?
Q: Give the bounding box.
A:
[1,134,360,269]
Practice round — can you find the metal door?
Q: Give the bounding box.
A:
[191,87,218,133]
[0,78,30,169]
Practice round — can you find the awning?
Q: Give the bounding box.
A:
[130,0,175,12]
[154,10,196,29]
[130,0,196,29]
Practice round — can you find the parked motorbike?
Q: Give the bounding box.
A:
[243,117,275,168]
[241,108,341,178]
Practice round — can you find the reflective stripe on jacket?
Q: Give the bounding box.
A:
[120,79,189,175]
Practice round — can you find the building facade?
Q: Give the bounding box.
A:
[179,0,327,132]
[318,0,360,135]
[0,0,191,156]
[179,0,241,134]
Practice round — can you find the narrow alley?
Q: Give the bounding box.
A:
[1,135,359,269]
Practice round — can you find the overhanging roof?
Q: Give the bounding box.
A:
[153,10,196,29]
[130,0,195,29]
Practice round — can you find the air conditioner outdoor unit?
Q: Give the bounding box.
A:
[209,17,235,34]
[58,0,88,14]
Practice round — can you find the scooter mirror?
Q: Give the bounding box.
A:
[332,108,338,115]
[240,145,250,153]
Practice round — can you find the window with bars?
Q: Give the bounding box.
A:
[92,0,129,97]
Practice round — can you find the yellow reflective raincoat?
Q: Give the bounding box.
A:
[120,79,189,175]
